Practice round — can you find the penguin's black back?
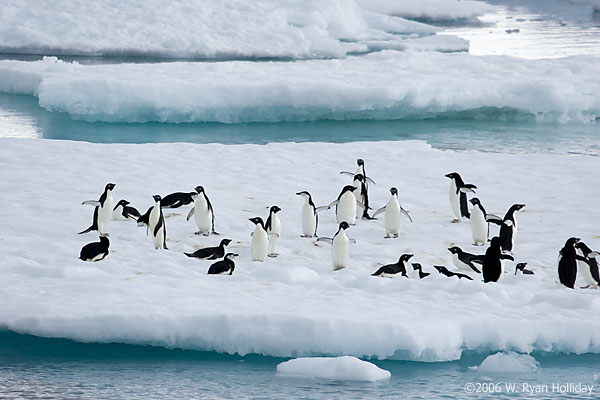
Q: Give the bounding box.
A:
[208,258,235,275]
[185,243,224,260]
[79,237,109,261]
[161,192,195,209]
[482,240,503,283]
[558,243,578,289]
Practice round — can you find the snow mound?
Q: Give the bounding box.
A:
[477,352,539,373]
[1,52,599,124]
[277,356,391,381]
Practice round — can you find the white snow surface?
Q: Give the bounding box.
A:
[477,352,540,373]
[277,356,391,381]
[0,0,486,60]
[1,138,599,362]
[357,0,495,21]
[1,52,599,124]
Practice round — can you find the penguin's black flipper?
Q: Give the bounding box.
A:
[78,207,99,234]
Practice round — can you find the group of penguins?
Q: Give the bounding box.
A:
[77,159,599,288]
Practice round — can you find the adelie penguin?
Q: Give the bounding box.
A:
[266,205,282,257]
[79,235,110,262]
[482,236,514,283]
[444,172,476,222]
[249,217,269,262]
[185,238,232,260]
[328,185,363,226]
[412,263,430,279]
[296,191,328,238]
[149,195,168,250]
[340,158,376,186]
[433,265,473,280]
[317,222,355,271]
[187,186,217,236]
[515,262,534,275]
[575,241,600,288]
[469,198,501,246]
[161,191,197,209]
[371,254,413,278]
[488,204,526,255]
[352,174,374,220]
[447,246,484,273]
[558,237,580,289]
[79,183,115,235]
[112,199,141,221]
[207,253,238,275]
[372,187,412,238]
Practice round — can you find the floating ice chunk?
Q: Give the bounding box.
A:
[277,356,391,381]
[477,352,539,373]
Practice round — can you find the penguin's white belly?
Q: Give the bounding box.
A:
[301,205,317,237]
[268,216,281,254]
[452,254,471,271]
[577,256,597,287]
[385,200,401,235]
[331,234,349,270]
[470,208,487,245]
[353,188,362,218]
[149,206,160,231]
[98,195,113,229]
[112,205,127,221]
[337,193,356,225]
[153,225,165,249]
[449,182,460,219]
[251,228,268,261]
[496,260,505,282]
[89,252,106,262]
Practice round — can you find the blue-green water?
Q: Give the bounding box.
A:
[1,331,599,400]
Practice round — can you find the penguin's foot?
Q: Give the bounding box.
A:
[580,285,592,289]
[451,219,461,223]
[393,234,399,238]
[212,231,220,235]
[300,235,314,238]
[384,234,391,239]
[268,253,279,258]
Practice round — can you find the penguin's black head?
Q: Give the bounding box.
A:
[515,262,527,274]
[118,199,130,206]
[296,191,310,197]
[225,253,239,259]
[434,265,449,274]
[220,239,232,247]
[353,174,364,182]
[448,246,460,254]
[445,172,459,180]
[342,185,357,193]
[152,194,161,202]
[490,236,501,248]
[565,237,581,247]
[270,205,281,214]
[99,235,110,245]
[400,254,414,262]
[249,217,264,226]
[411,263,421,271]
[513,204,526,212]
[339,221,350,230]
[469,197,481,206]
[195,186,205,193]
[357,159,364,166]
[106,183,116,191]
[390,187,398,195]
[574,241,592,253]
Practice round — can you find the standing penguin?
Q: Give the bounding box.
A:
[265,205,282,257]
[249,217,269,262]
[79,235,110,262]
[444,173,476,222]
[558,237,580,289]
[149,195,168,250]
[469,198,501,246]
[352,174,374,220]
[79,183,116,234]
[371,254,413,278]
[295,191,328,238]
[317,222,355,270]
[186,186,217,236]
[328,185,363,225]
[575,241,600,288]
[207,253,239,275]
[341,159,376,186]
[372,187,412,238]
[482,236,514,283]
[489,204,526,255]
[113,199,141,221]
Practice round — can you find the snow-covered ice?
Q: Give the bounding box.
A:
[277,356,391,381]
[1,52,599,124]
[476,352,540,373]
[0,138,599,362]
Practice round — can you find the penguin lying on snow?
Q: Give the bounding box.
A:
[412,263,430,279]
[575,241,600,288]
[444,172,476,222]
[113,199,141,221]
[185,239,232,260]
[296,191,329,238]
[161,191,197,209]
[515,262,534,275]
[208,253,238,275]
[79,235,110,262]
[433,265,473,280]
[371,254,413,278]
[447,246,484,273]
[79,183,115,235]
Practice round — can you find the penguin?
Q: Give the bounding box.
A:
[79,183,116,234]
[328,185,363,225]
[295,191,329,238]
[433,265,474,280]
[558,237,580,289]
[371,254,413,278]
[482,236,514,283]
[575,241,600,288]
[488,204,526,255]
[79,235,110,262]
[469,198,501,246]
[207,253,238,275]
[412,263,430,279]
[340,158,376,186]
[515,262,534,275]
[447,246,484,273]
[317,221,355,271]
[444,173,476,222]
[265,205,282,257]
[184,238,232,260]
[149,195,168,250]
[249,217,269,262]
[352,174,375,220]
[137,206,153,228]
[112,199,141,221]
[372,187,412,238]
[161,191,197,209]
[187,186,217,236]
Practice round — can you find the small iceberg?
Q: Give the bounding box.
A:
[476,352,539,373]
[276,356,391,382]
